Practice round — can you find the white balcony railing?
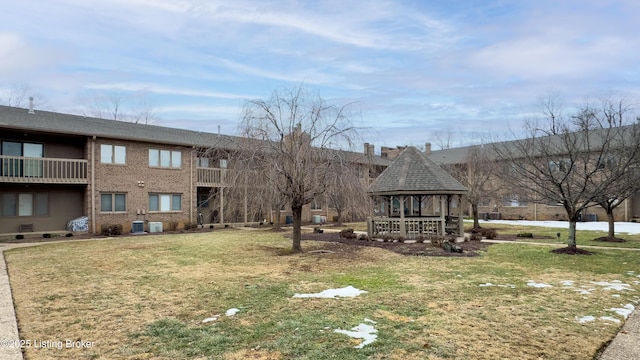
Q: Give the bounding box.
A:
[197,167,227,187]
[0,155,88,184]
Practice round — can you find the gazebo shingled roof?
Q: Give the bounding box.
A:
[368,146,467,195]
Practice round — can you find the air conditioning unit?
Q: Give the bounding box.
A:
[131,220,145,233]
[149,222,163,233]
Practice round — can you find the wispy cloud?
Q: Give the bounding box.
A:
[2,0,640,148]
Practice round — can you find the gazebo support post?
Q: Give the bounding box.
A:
[399,195,406,238]
[458,195,464,236]
[440,196,446,235]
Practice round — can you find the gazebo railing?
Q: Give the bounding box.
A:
[368,216,462,240]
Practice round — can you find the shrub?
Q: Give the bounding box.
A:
[100,224,123,236]
[183,222,197,230]
[43,233,51,238]
[396,236,405,243]
[357,233,369,241]
[15,234,24,240]
[209,225,214,229]
[313,227,323,234]
[517,232,534,238]
[168,221,179,231]
[416,236,425,243]
[470,233,482,241]
[65,233,73,237]
[339,228,357,239]
[485,229,498,239]
[429,235,444,247]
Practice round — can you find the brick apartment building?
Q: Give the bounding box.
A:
[0,104,388,235]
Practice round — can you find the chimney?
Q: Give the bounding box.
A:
[364,143,375,156]
[424,142,432,155]
[28,97,35,114]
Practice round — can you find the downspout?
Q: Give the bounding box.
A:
[91,136,96,233]
[190,147,194,224]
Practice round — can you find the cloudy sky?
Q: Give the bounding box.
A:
[1,0,639,151]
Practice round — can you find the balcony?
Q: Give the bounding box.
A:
[197,167,227,187]
[0,155,88,184]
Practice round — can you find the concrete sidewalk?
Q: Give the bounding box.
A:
[0,245,24,360]
[0,238,638,359]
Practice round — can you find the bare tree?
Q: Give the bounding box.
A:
[2,83,47,108]
[237,86,360,252]
[493,96,640,253]
[578,98,640,240]
[445,145,502,229]
[79,90,155,124]
[325,159,371,225]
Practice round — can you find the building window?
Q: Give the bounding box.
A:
[101,144,126,164]
[504,195,528,207]
[311,198,322,210]
[101,193,126,212]
[1,193,48,217]
[220,159,228,169]
[1,141,44,177]
[197,157,210,168]
[198,194,209,208]
[149,149,181,168]
[149,193,182,212]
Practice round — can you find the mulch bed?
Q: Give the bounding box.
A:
[297,232,492,257]
[592,236,627,242]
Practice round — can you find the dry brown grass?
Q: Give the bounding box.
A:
[5,228,639,359]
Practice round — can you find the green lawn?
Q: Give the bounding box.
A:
[5,227,640,359]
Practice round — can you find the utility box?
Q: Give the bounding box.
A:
[149,222,163,233]
[312,215,322,224]
[131,221,145,233]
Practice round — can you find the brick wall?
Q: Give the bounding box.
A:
[92,138,195,233]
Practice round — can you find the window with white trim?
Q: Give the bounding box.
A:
[101,144,126,164]
[101,193,126,212]
[149,149,182,168]
[149,193,182,212]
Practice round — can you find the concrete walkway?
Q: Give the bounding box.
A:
[0,236,638,359]
[0,244,25,360]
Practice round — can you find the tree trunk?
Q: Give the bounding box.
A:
[273,210,282,231]
[472,203,479,229]
[336,208,343,226]
[567,220,577,249]
[291,205,303,252]
[607,209,615,239]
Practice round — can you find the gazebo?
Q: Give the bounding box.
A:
[367,146,468,239]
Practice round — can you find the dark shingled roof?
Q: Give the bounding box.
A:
[0,105,390,166]
[369,146,467,195]
[0,105,240,149]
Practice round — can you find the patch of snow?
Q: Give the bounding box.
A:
[612,294,621,298]
[334,321,378,349]
[592,281,635,292]
[576,315,596,323]
[476,219,640,234]
[576,288,595,295]
[626,271,635,275]
[364,318,377,324]
[600,316,621,323]
[292,286,367,298]
[609,304,635,319]
[527,280,553,288]
[202,316,218,323]
[225,308,240,316]
[561,280,575,287]
[480,283,516,288]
